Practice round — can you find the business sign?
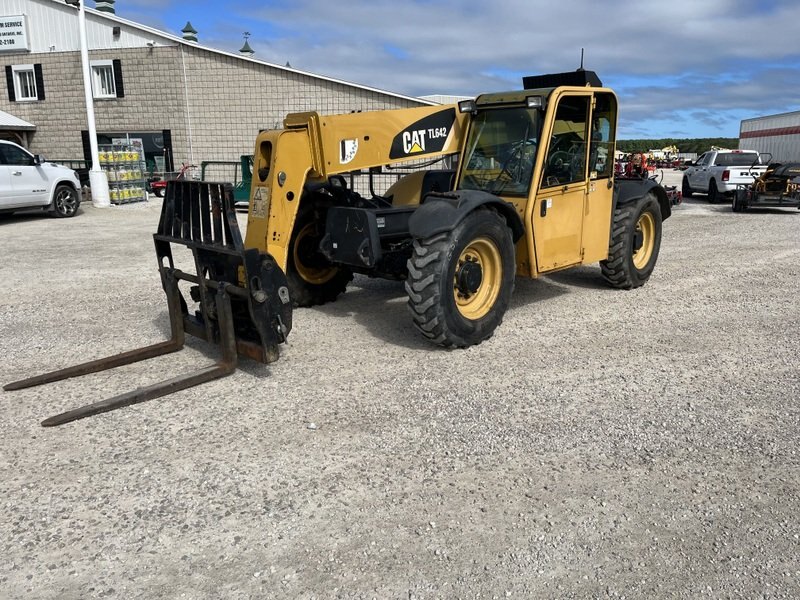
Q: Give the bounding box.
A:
[0,16,29,52]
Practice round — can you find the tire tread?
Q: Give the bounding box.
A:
[600,194,662,290]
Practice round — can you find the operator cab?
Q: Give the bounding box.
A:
[455,70,616,203]
[454,70,619,274]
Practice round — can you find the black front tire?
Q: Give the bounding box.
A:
[287,209,352,307]
[601,193,663,290]
[51,184,80,218]
[405,208,515,348]
[681,176,693,198]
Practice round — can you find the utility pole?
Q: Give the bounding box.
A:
[65,0,110,207]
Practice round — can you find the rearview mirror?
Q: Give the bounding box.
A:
[33,154,45,165]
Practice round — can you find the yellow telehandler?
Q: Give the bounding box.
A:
[5,70,670,426]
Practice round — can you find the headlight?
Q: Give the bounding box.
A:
[458,99,477,114]
[526,95,545,109]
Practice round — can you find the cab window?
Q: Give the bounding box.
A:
[459,106,542,196]
[0,143,34,166]
[542,96,589,188]
[589,93,616,179]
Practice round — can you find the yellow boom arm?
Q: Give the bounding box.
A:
[245,104,468,271]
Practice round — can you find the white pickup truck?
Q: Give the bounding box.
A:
[682,149,767,203]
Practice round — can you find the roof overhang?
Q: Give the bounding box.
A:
[0,109,36,130]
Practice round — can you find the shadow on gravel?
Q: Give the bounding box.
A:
[542,265,610,291]
[737,208,800,216]
[509,276,570,307]
[311,277,433,351]
[682,197,800,216]
[136,268,600,363]
[307,273,572,350]
[98,271,583,373]
[0,211,56,223]
[143,309,277,380]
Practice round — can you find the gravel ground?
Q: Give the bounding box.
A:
[1,170,799,599]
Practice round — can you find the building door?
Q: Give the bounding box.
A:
[83,129,173,176]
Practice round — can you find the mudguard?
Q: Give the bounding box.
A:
[408,189,525,242]
[615,178,672,221]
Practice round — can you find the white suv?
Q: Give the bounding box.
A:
[0,140,82,218]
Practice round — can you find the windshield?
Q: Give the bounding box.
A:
[459,107,542,196]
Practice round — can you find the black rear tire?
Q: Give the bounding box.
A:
[287,209,352,307]
[681,176,693,198]
[708,179,719,203]
[732,189,747,212]
[601,193,662,290]
[405,208,515,348]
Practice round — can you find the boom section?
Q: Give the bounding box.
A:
[283,105,468,177]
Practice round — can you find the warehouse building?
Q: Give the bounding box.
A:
[0,0,431,180]
[739,110,800,164]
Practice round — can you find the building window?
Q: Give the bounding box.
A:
[12,65,36,100]
[89,59,124,99]
[5,64,45,102]
[91,60,116,98]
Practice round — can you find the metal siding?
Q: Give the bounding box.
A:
[1,0,78,53]
[0,0,176,53]
[739,110,800,162]
[739,134,800,163]
[740,110,800,133]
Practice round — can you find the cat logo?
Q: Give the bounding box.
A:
[403,130,427,154]
[389,108,456,160]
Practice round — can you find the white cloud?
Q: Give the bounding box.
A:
[114,0,800,137]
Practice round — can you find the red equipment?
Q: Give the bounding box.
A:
[149,163,197,198]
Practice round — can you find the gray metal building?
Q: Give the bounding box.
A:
[739,110,800,163]
[0,0,431,177]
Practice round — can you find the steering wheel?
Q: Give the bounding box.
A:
[547,146,585,182]
[491,140,536,191]
[547,150,571,172]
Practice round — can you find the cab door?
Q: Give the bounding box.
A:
[0,157,13,208]
[533,93,591,272]
[1,143,49,207]
[581,92,617,264]
[688,152,710,190]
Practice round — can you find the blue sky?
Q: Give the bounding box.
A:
[111,0,800,140]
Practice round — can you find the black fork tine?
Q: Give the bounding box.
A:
[39,284,239,427]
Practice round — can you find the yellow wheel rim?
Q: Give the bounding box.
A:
[633,211,655,270]
[454,236,502,320]
[293,223,338,285]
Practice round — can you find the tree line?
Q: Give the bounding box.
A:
[617,138,739,154]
